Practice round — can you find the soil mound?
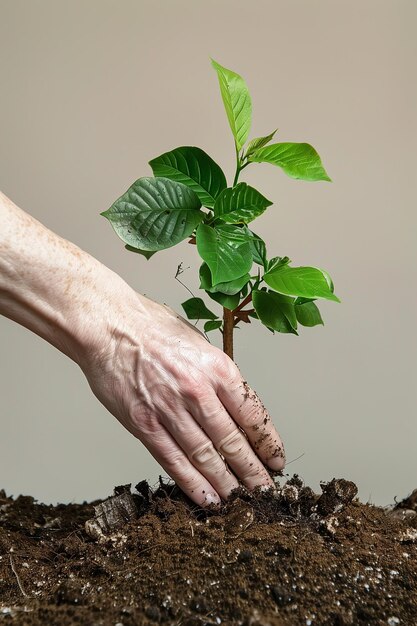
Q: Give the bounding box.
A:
[1,478,416,625]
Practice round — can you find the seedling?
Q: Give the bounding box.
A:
[102,59,339,360]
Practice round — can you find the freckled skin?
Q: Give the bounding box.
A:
[0,191,286,506]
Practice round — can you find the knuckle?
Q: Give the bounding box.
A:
[239,408,266,430]
[201,403,227,424]
[185,379,210,403]
[191,441,219,469]
[129,408,160,437]
[218,430,246,458]
[214,352,240,383]
[163,450,187,473]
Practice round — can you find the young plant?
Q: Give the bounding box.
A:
[101,59,339,361]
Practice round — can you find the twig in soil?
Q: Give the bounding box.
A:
[9,555,29,598]
[176,610,219,626]
[136,542,166,558]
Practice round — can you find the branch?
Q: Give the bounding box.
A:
[233,292,253,314]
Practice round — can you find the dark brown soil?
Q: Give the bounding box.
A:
[1,477,416,625]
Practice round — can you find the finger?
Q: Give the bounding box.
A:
[160,409,239,500]
[217,378,285,471]
[135,420,221,507]
[186,392,275,492]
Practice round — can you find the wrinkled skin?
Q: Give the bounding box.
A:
[82,291,285,506]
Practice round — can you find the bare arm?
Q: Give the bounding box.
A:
[0,191,285,505]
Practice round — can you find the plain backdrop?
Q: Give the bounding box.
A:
[0,0,416,506]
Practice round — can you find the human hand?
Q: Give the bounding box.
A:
[0,193,284,506]
[80,282,285,506]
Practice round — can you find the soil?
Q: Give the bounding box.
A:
[0,477,416,626]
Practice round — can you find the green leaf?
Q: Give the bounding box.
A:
[125,244,156,260]
[204,320,222,333]
[220,275,251,296]
[295,301,324,327]
[266,256,290,272]
[215,223,254,243]
[240,281,249,298]
[214,182,272,224]
[247,231,267,267]
[211,59,252,150]
[273,293,298,330]
[264,265,340,302]
[248,143,331,182]
[320,268,335,293]
[198,262,213,291]
[199,262,250,295]
[181,297,218,320]
[102,177,203,251]
[294,296,316,305]
[149,146,227,209]
[252,289,298,334]
[245,129,277,158]
[196,223,252,284]
[207,290,240,311]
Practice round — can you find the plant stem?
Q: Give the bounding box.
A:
[233,292,252,313]
[224,146,254,359]
[233,143,241,187]
[223,307,234,360]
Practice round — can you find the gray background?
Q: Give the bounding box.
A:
[0,0,416,506]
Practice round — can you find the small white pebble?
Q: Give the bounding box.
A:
[22,562,29,568]
[388,618,400,626]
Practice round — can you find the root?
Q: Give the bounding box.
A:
[9,555,28,598]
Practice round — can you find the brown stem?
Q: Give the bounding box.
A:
[233,308,255,326]
[233,292,252,313]
[223,307,234,360]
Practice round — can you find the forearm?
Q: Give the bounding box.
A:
[0,191,140,365]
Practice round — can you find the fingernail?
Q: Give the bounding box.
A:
[205,492,221,505]
[260,483,276,493]
[268,455,286,471]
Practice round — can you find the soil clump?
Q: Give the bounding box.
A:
[0,478,416,625]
